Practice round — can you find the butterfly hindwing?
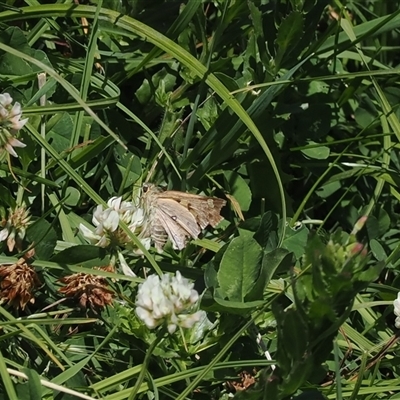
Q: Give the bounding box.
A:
[154,207,190,251]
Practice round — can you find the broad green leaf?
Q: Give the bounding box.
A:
[223,171,252,212]
[301,143,330,159]
[253,211,279,251]
[282,223,309,259]
[275,11,304,69]
[370,239,387,262]
[50,245,107,264]
[248,0,269,66]
[316,181,341,198]
[46,112,74,153]
[64,186,81,207]
[218,235,262,301]
[0,26,51,74]
[17,368,42,400]
[246,248,292,301]
[26,219,57,261]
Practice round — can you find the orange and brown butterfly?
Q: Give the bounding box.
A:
[139,183,226,252]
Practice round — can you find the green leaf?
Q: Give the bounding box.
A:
[26,219,57,261]
[248,0,269,66]
[64,187,81,207]
[0,26,51,75]
[316,180,341,198]
[205,290,265,314]
[217,235,262,301]
[275,11,304,68]
[246,248,292,301]
[301,143,330,160]
[282,223,309,259]
[17,368,42,400]
[46,113,74,152]
[254,212,279,250]
[51,245,107,264]
[112,145,142,190]
[370,239,387,261]
[223,171,252,212]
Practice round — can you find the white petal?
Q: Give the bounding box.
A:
[92,205,104,226]
[5,143,18,157]
[131,208,145,227]
[108,196,121,210]
[118,252,136,277]
[97,235,109,248]
[11,117,28,131]
[0,227,9,241]
[136,307,159,329]
[0,105,7,118]
[9,102,21,118]
[0,93,12,106]
[167,323,177,334]
[140,237,151,249]
[179,311,203,328]
[189,289,199,304]
[8,137,26,148]
[101,209,119,232]
[79,223,101,244]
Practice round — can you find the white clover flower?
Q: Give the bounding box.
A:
[394,292,400,329]
[80,196,146,250]
[135,271,202,334]
[79,223,109,248]
[129,208,145,231]
[108,196,136,223]
[0,205,31,252]
[0,93,28,158]
[79,205,120,248]
[0,93,13,107]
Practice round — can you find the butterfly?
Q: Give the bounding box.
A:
[140,183,226,252]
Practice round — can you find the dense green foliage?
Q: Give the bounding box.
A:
[0,0,399,399]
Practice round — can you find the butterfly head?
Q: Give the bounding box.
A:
[142,183,151,194]
[140,183,161,209]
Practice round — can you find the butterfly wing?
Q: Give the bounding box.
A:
[154,208,189,251]
[140,183,225,252]
[159,191,226,229]
[157,198,201,237]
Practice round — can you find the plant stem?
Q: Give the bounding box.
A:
[127,328,166,400]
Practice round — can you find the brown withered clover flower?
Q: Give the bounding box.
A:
[0,258,41,309]
[0,205,31,252]
[58,266,114,312]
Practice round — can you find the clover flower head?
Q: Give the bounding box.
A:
[135,271,202,334]
[108,196,136,224]
[58,265,114,312]
[0,258,41,309]
[394,292,400,329]
[0,93,28,158]
[0,205,31,252]
[79,196,146,250]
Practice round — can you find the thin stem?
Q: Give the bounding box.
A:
[127,328,166,400]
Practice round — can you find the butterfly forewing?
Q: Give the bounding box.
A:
[156,191,226,229]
